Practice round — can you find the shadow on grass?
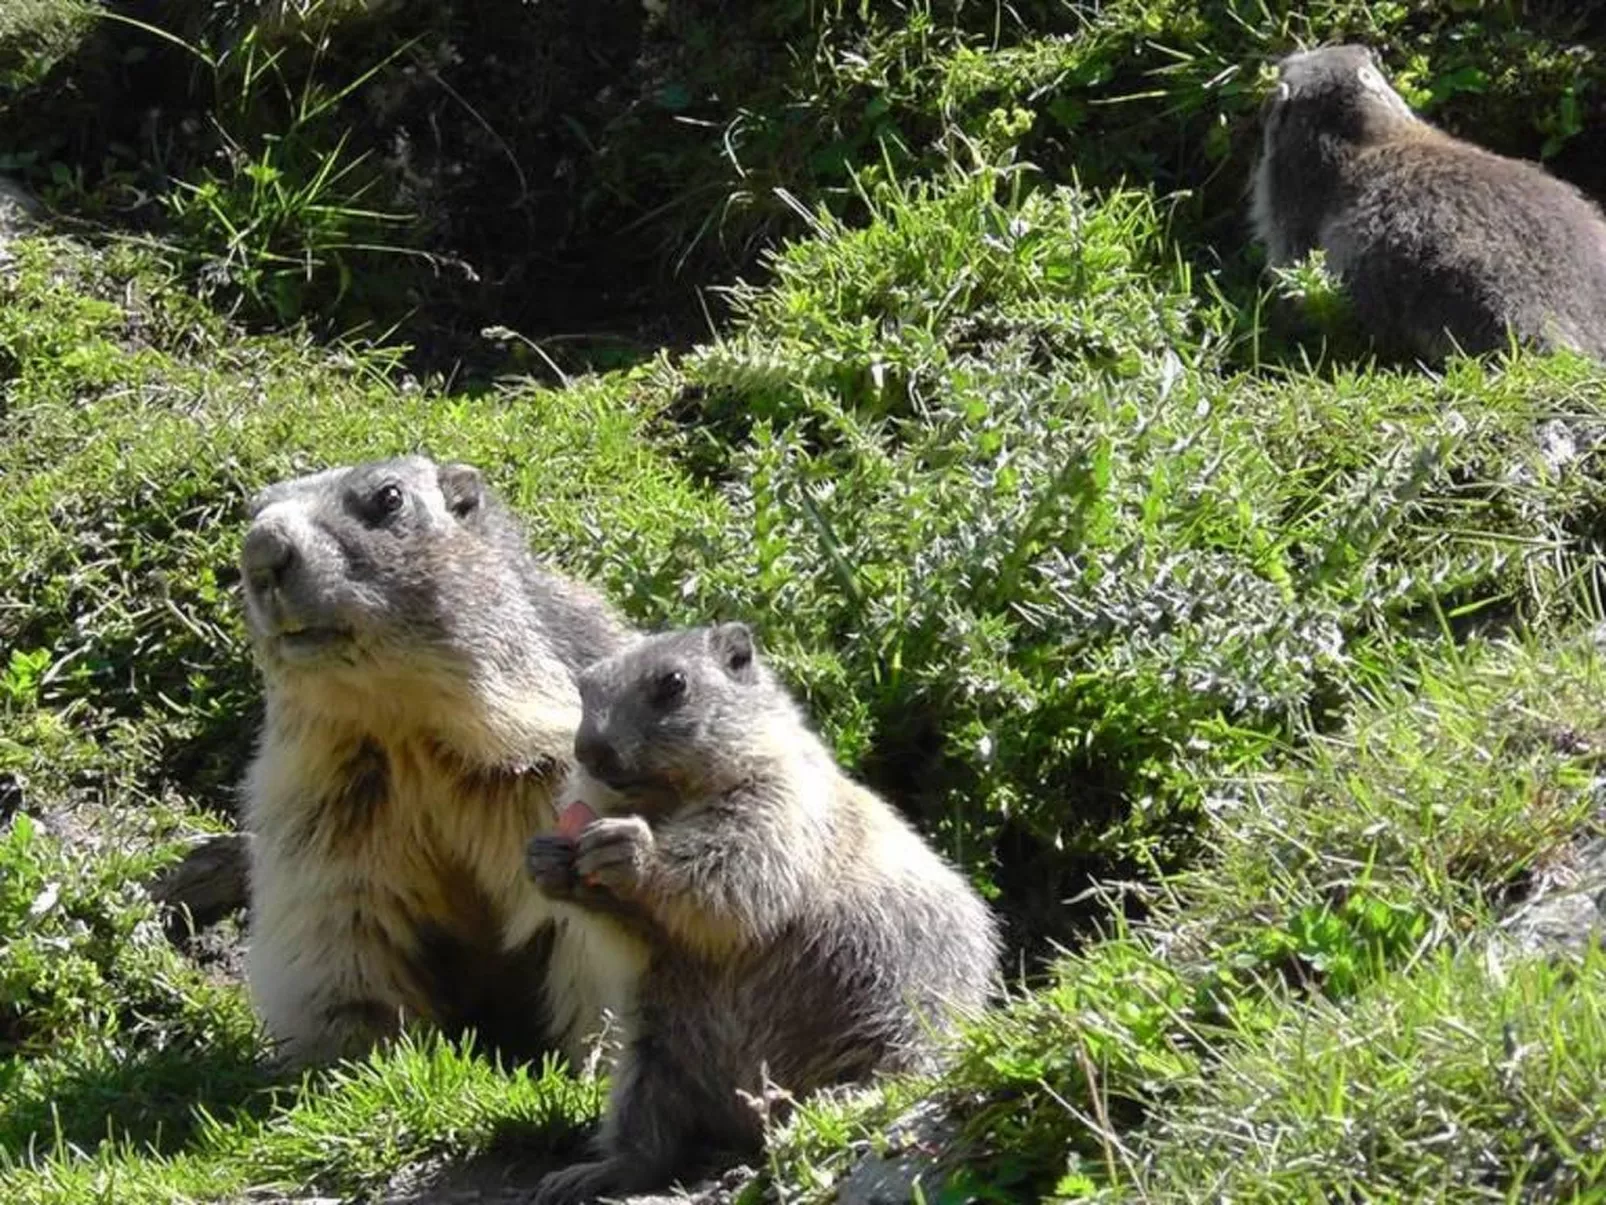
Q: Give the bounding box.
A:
[379,1122,586,1205]
[386,1115,760,1205]
[0,0,707,381]
[0,1036,282,1160]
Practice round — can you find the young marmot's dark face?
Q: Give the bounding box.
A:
[573,623,770,811]
[1262,44,1418,154]
[240,455,487,674]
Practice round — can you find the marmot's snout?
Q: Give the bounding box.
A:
[240,508,354,661]
[242,521,296,593]
[574,720,626,786]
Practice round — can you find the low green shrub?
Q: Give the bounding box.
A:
[0,804,265,1158]
[0,0,91,93]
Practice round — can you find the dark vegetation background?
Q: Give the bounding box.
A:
[9,1,1606,369]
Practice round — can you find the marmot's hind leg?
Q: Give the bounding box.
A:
[532,1039,703,1204]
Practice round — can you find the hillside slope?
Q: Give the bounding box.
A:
[4,2,1606,1201]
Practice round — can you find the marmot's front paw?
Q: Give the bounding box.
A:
[526,833,578,898]
[575,815,654,897]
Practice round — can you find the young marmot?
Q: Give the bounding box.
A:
[523,622,1000,1205]
[240,455,638,1068]
[1251,44,1606,363]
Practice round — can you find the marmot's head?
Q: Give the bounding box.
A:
[571,623,794,813]
[241,456,530,689]
[1261,44,1418,158]
[1250,44,1423,263]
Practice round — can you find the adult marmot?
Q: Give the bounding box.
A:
[523,622,1000,1204]
[1251,44,1606,362]
[239,455,636,1068]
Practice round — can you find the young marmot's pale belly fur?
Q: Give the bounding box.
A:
[239,456,635,1068]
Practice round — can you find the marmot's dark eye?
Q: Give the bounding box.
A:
[649,669,687,710]
[373,484,405,517]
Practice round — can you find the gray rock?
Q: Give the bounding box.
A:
[149,832,252,931]
[0,176,39,249]
[1497,832,1606,957]
[834,1101,956,1205]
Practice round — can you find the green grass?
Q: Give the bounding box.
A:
[761,634,1606,1200]
[0,0,91,93]
[0,1032,600,1205]
[1131,949,1606,1198]
[6,0,1606,1200]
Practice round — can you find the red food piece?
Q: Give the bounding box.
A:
[557,800,597,839]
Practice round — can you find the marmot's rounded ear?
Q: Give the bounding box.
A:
[712,622,756,680]
[247,482,287,518]
[438,463,484,519]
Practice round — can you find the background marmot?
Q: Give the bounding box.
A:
[239,454,636,1068]
[1251,43,1606,363]
[524,622,1000,1205]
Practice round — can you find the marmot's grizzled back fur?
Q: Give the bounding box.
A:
[1252,44,1606,363]
[239,455,637,1068]
[523,623,1000,1205]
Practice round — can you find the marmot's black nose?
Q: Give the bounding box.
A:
[574,726,624,783]
[242,522,297,592]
